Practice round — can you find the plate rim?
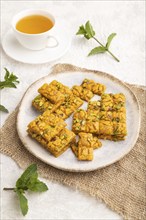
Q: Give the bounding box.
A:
[17,68,141,172]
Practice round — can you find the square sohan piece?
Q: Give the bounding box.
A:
[38,83,65,104]
[27,129,49,148]
[47,128,76,157]
[101,94,113,111]
[78,133,102,149]
[113,122,127,137]
[54,95,83,119]
[72,85,94,102]
[50,80,72,96]
[101,93,126,112]
[71,133,102,158]
[99,120,113,135]
[86,112,99,134]
[72,109,99,134]
[27,111,67,142]
[99,111,113,121]
[112,111,126,123]
[98,123,127,141]
[113,93,125,104]
[112,93,126,112]
[32,94,61,112]
[72,109,87,133]
[81,79,106,95]
[98,121,127,141]
[78,147,93,161]
[87,101,101,113]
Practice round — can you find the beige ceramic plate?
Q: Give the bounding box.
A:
[17,71,140,172]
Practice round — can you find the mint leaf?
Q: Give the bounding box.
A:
[4,68,10,81]
[0,68,19,90]
[76,21,95,40]
[0,81,17,89]
[16,190,28,216]
[28,172,38,185]
[4,68,19,83]
[16,164,37,189]
[26,172,38,189]
[85,21,95,39]
[28,180,48,192]
[76,25,86,35]
[0,104,9,113]
[88,46,106,56]
[106,33,116,49]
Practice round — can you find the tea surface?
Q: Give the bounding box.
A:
[16,15,54,34]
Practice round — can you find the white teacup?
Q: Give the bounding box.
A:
[12,9,59,50]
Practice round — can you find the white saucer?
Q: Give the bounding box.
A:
[2,29,72,64]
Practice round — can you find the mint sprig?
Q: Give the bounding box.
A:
[0,68,19,90]
[76,21,120,62]
[3,164,48,216]
[0,68,20,113]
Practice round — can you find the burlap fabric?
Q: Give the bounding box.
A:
[1,64,145,220]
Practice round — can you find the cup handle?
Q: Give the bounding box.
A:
[46,36,59,48]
